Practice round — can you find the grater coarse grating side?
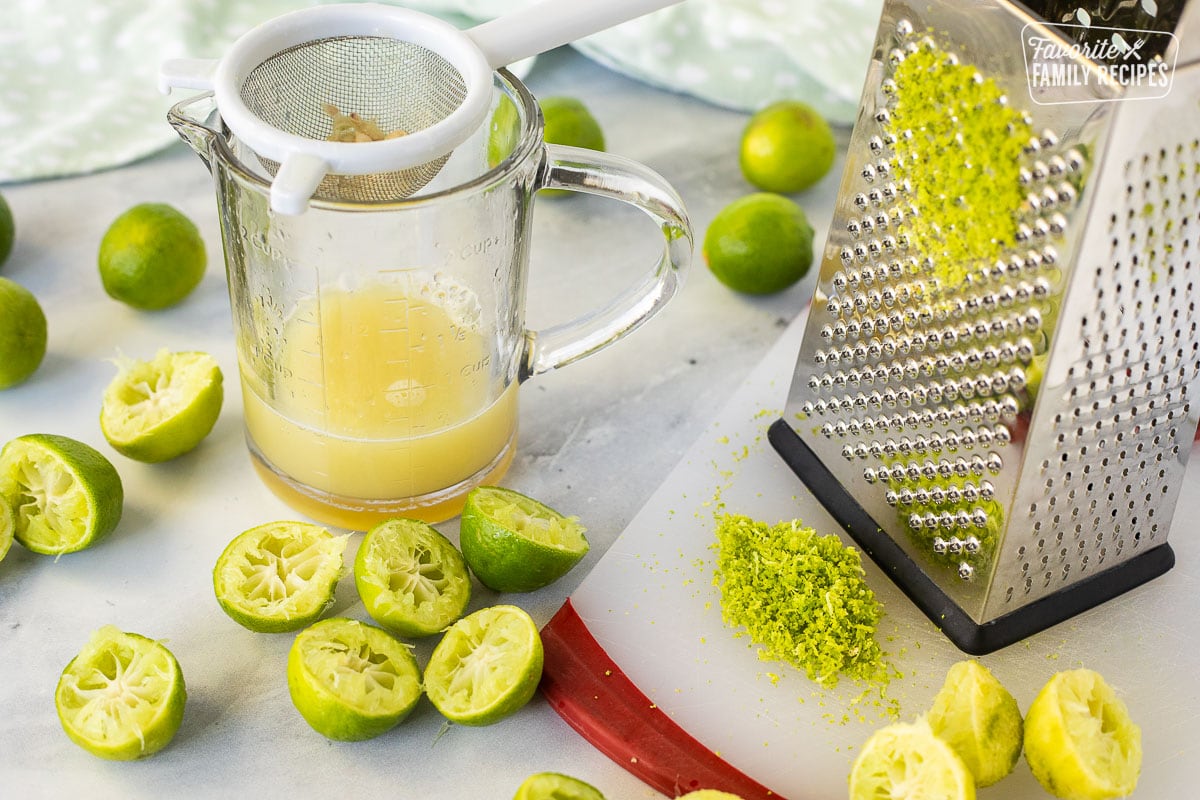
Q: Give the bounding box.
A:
[770,0,1200,654]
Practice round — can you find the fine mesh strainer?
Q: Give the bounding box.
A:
[770,0,1200,654]
[160,0,681,214]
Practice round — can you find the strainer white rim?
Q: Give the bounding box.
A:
[212,2,493,176]
[162,0,686,212]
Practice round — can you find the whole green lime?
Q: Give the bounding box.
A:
[703,193,815,295]
[0,276,47,389]
[739,100,836,194]
[0,192,14,268]
[540,96,606,151]
[98,203,206,310]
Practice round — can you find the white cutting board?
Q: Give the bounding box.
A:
[564,308,1199,799]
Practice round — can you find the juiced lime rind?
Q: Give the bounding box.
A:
[100,349,224,463]
[514,772,606,800]
[849,718,976,800]
[1024,669,1142,800]
[460,486,589,593]
[424,604,544,726]
[0,433,124,555]
[353,517,471,638]
[54,626,186,760]
[213,521,347,633]
[927,660,1023,787]
[287,617,422,741]
[0,276,47,390]
[0,493,13,563]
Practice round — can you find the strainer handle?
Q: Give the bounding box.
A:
[520,144,691,380]
[468,0,685,68]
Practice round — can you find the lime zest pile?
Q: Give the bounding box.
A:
[711,514,892,692]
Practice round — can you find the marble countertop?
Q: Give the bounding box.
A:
[0,48,841,799]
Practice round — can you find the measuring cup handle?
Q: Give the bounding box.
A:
[520,143,692,380]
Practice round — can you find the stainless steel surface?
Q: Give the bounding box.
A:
[781,0,1200,624]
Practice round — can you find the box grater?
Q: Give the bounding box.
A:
[769,0,1200,653]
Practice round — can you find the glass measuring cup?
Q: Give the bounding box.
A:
[168,70,690,529]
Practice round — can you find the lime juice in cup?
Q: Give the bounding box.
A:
[240,285,519,528]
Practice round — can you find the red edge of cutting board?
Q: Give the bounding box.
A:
[540,599,785,800]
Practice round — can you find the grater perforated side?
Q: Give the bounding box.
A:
[993,87,1200,620]
[771,0,1199,652]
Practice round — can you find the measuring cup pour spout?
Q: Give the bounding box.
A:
[167,93,222,172]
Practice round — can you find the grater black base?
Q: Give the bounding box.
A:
[767,418,1176,655]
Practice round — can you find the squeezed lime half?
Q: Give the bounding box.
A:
[927,660,1023,787]
[287,617,422,741]
[424,604,543,726]
[849,718,976,800]
[1023,669,1141,800]
[460,486,589,593]
[0,493,14,563]
[0,433,123,555]
[100,349,223,463]
[514,771,606,800]
[55,626,187,760]
[213,521,347,633]
[354,517,471,638]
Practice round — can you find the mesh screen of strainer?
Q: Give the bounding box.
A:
[239,36,468,203]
